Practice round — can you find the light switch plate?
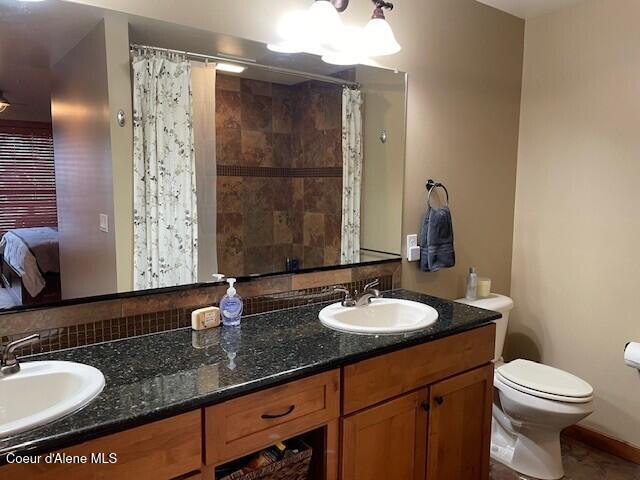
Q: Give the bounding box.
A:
[99,214,109,233]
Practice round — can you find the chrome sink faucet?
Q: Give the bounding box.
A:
[1,334,39,376]
[355,279,381,306]
[334,279,382,307]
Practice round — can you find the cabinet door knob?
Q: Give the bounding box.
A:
[421,400,430,411]
[434,396,444,406]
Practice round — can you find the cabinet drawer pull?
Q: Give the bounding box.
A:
[434,396,444,406]
[261,405,295,419]
[421,400,430,412]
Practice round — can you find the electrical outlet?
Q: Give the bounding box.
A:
[406,234,420,262]
[99,214,109,233]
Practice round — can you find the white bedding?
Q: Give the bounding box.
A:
[0,227,59,298]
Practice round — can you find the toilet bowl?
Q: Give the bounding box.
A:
[456,294,594,480]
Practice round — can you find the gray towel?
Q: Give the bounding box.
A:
[420,206,455,272]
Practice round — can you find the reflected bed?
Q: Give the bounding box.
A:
[0,227,61,307]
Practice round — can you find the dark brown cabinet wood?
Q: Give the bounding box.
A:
[426,364,494,480]
[342,389,429,480]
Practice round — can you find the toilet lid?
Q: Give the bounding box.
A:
[496,359,593,402]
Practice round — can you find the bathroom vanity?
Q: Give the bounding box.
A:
[0,290,499,480]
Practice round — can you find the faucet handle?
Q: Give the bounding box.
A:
[364,279,380,291]
[333,286,355,307]
[333,286,352,297]
[2,333,39,371]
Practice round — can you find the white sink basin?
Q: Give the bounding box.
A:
[0,361,105,438]
[319,298,439,334]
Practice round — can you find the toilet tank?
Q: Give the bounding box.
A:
[455,294,514,362]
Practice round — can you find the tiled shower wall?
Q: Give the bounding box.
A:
[215,74,344,277]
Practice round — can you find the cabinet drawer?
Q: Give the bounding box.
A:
[205,369,340,465]
[343,324,495,414]
[0,410,202,480]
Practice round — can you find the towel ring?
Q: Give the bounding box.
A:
[426,180,449,208]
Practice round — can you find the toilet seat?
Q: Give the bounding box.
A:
[496,359,593,404]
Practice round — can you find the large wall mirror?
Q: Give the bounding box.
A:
[0,0,406,312]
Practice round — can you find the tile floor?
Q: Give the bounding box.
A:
[490,436,640,479]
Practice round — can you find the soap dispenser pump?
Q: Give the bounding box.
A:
[220,278,243,327]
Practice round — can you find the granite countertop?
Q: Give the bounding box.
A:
[0,289,500,461]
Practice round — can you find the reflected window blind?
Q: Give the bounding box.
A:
[0,121,57,237]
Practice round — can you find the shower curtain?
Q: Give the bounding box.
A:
[340,87,363,264]
[132,50,198,289]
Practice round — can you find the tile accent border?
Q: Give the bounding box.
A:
[1,261,401,356]
[217,165,342,178]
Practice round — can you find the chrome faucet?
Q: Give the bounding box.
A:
[334,287,357,307]
[334,279,382,308]
[1,334,39,376]
[354,279,381,306]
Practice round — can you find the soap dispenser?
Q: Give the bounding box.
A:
[465,267,478,300]
[220,278,243,327]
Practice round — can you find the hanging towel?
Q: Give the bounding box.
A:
[420,206,455,272]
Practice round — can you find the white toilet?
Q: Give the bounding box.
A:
[457,294,594,480]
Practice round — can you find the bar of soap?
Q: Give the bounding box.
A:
[191,306,221,330]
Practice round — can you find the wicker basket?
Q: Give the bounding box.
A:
[218,440,312,480]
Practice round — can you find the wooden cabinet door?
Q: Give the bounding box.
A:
[342,389,428,480]
[426,364,494,480]
[0,410,202,480]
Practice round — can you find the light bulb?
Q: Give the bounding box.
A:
[277,10,309,41]
[363,17,401,57]
[308,0,343,47]
[269,9,312,54]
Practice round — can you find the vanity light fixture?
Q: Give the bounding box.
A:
[216,63,246,74]
[0,92,10,113]
[363,0,401,56]
[268,0,400,65]
[268,1,343,55]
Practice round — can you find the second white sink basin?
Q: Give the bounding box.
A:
[0,361,105,438]
[319,298,439,334]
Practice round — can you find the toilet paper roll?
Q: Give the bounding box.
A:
[624,342,640,369]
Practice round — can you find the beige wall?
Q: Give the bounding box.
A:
[68,0,524,300]
[52,16,134,298]
[510,0,640,447]
[52,20,119,299]
[104,14,134,293]
[397,1,523,298]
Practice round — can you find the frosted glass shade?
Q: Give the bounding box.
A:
[308,0,343,46]
[267,41,304,53]
[322,26,366,65]
[322,53,360,65]
[363,18,401,56]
